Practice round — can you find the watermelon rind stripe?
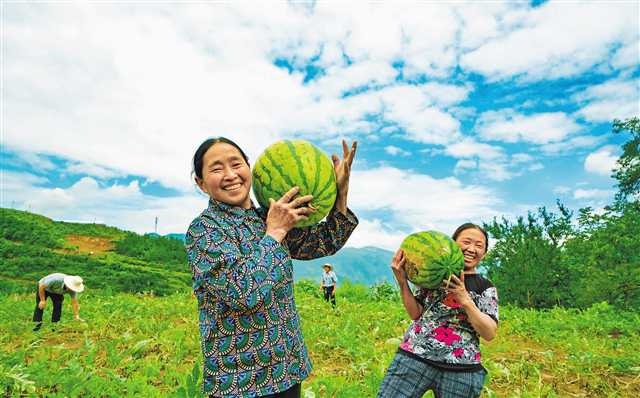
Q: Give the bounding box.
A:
[312,145,322,194]
[285,140,310,194]
[263,149,296,196]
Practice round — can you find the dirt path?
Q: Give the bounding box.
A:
[60,235,115,255]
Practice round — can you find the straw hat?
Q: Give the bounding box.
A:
[64,275,85,293]
[322,263,333,270]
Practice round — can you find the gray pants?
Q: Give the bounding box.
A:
[377,351,486,398]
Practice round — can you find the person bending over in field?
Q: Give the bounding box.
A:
[378,223,498,398]
[185,137,358,398]
[33,273,85,331]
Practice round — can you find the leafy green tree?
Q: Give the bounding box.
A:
[612,117,640,202]
[483,202,575,308]
[564,202,640,309]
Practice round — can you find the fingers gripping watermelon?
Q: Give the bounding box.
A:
[400,231,464,289]
[252,140,337,227]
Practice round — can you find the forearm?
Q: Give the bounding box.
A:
[462,301,497,341]
[285,207,358,259]
[334,191,348,216]
[398,280,422,320]
[38,285,46,302]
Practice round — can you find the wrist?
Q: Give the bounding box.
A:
[334,192,348,214]
[266,228,287,242]
[460,297,474,309]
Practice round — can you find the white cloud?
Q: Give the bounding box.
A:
[511,153,533,163]
[384,146,410,157]
[584,145,619,176]
[461,1,639,81]
[346,219,407,251]
[445,139,504,160]
[349,166,503,234]
[476,110,581,145]
[454,159,478,174]
[65,162,123,179]
[528,163,544,171]
[572,78,640,123]
[540,135,606,155]
[574,188,614,200]
[553,186,571,195]
[1,170,204,235]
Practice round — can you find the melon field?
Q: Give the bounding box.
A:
[1,208,639,397]
[1,285,639,397]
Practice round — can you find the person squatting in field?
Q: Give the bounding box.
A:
[320,263,337,308]
[32,273,85,331]
[185,137,358,398]
[378,224,499,398]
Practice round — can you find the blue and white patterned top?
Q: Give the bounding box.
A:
[186,198,358,397]
[320,271,338,287]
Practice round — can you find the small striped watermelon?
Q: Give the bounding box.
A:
[400,231,464,289]
[252,140,337,227]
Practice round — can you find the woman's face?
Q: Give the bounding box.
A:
[455,228,487,271]
[197,142,252,208]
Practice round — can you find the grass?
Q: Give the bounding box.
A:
[1,283,638,397]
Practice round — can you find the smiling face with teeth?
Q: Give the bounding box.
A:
[454,227,487,272]
[196,142,252,209]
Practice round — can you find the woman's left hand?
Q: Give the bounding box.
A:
[443,272,472,307]
[332,140,357,213]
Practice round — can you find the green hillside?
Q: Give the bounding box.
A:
[0,208,190,296]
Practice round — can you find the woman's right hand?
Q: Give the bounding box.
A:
[391,249,408,285]
[38,300,46,310]
[266,186,315,242]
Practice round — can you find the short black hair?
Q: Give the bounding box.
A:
[192,137,250,180]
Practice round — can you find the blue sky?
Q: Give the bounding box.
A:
[2,1,639,250]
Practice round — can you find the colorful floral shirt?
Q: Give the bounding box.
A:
[185,199,358,397]
[399,274,499,370]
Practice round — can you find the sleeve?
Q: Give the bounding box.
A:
[332,272,338,284]
[185,217,290,314]
[284,207,358,260]
[414,287,429,306]
[476,287,499,324]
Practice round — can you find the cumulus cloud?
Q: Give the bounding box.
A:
[345,218,407,251]
[574,188,614,200]
[573,78,640,123]
[2,170,205,234]
[384,146,411,157]
[476,110,581,145]
[349,166,503,234]
[461,1,639,81]
[445,139,504,160]
[584,145,619,176]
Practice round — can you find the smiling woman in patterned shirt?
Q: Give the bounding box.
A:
[378,223,499,398]
[185,137,358,398]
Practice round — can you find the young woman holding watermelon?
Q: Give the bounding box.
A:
[378,224,499,398]
[185,137,358,398]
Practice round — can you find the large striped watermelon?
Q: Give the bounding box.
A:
[252,140,337,227]
[400,231,464,289]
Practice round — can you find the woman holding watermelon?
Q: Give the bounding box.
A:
[186,137,358,398]
[378,224,499,398]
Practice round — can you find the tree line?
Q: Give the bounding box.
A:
[482,117,639,310]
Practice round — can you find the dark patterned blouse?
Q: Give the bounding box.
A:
[185,198,358,397]
[398,274,499,371]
